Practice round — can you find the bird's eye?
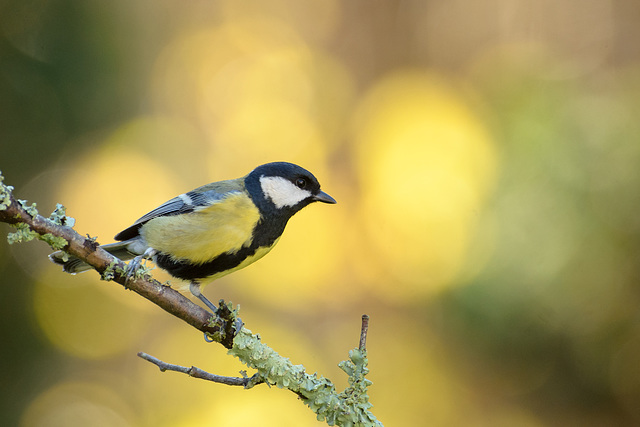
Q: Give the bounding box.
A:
[295,178,307,189]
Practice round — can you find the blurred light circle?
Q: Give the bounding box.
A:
[20,381,134,427]
[57,134,183,242]
[33,273,148,359]
[353,70,497,300]
[149,19,353,176]
[219,0,342,44]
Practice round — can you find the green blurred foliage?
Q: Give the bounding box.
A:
[2,1,640,426]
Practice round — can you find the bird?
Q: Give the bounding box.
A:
[50,162,336,314]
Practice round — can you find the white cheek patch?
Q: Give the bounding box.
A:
[259,176,312,208]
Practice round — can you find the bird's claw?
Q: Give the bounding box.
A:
[124,248,156,286]
[124,255,143,287]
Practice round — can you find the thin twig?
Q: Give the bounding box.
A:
[359,314,369,351]
[137,352,261,387]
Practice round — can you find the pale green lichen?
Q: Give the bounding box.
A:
[7,224,68,250]
[0,172,14,210]
[332,349,378,426]
[204,329,224,343]
[18,199,38,217]
[229,330,382,426]
[49,203,75,227]
[133,262,153,279]
[7,223,38,244]
[2,177,71,251]
[6,205,70,249]
[101,259,125,281]
[41,233,68,250]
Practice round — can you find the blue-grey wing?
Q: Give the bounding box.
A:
[113,188,231,241]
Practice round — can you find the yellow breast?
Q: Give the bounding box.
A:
[141,192,261,264]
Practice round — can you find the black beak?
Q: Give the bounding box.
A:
[313,190,336,204]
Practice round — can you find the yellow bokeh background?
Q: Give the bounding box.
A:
[2,1,640,426]
[353,71,496,298]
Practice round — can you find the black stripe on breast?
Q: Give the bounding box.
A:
[155,245,258,281]
[154,214,290,282]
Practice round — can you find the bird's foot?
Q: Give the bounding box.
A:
[124,255,143,287]
[124,248,155,286]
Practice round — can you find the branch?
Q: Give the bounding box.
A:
[138,317,381,426]
[137,352,262,387]
[359,314,370,351]
[0,172,383,426]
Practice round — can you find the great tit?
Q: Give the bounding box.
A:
[50,162,336,313]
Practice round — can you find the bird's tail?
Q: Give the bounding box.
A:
[49,241,140,274]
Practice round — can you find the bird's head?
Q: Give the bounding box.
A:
[246,162,336,215]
